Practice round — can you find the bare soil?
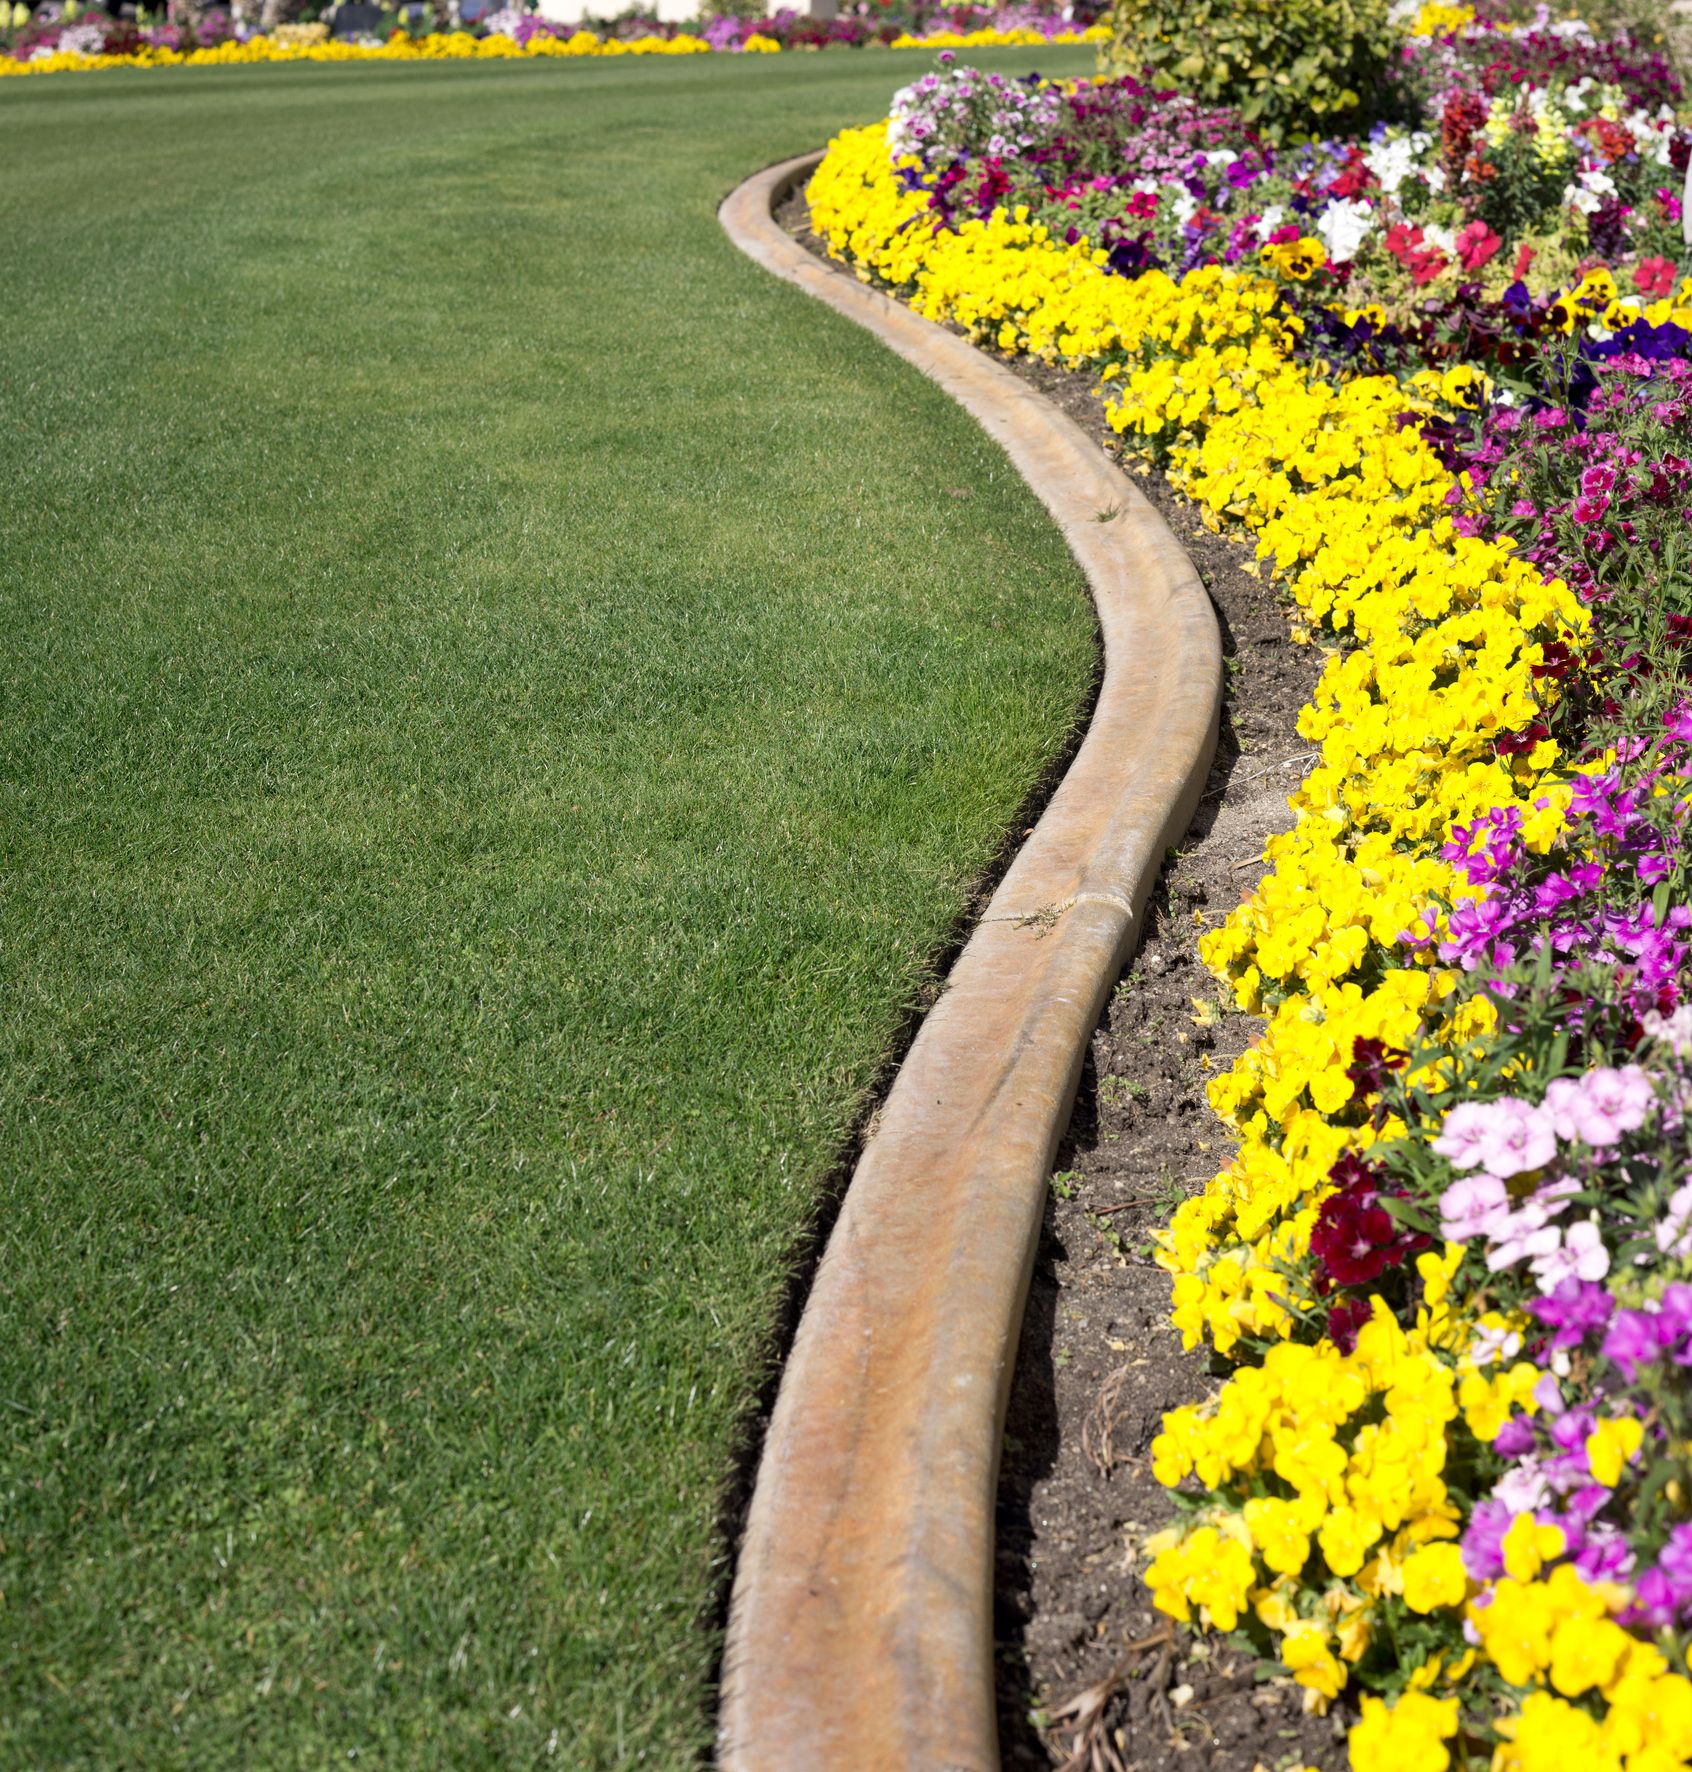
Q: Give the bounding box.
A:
[777,187,1349,1772]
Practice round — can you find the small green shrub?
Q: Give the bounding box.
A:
[1100,0,1402,144]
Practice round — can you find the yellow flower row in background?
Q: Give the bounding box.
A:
[0,19,1105,79]
[809,118,1692,1769]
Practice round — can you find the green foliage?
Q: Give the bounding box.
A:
[1100,0,1401,143]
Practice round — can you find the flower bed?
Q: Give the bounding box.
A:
[0,1,1104,78]
[808,12,1692,1769]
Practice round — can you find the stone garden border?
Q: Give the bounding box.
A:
[716,153,1222,1771]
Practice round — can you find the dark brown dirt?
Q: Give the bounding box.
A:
[777,186,1350,1772]
[989,359,1347,1772]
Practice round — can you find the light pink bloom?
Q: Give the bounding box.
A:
[1531,1221,1611,1292]
[1432,1100,1498,1170]
[1440,1172,1511,1242]
[1486,1200,1561,1271]
[1541,1076,1586,1142]
[1657,1179,1692,1261]
[1475,1099,1559,1178]
[1565,1066,1656,1147]
[1494,1461,1552,1513]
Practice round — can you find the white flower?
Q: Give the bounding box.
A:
[1364,132,1429,198]
[1643,1004,1692,1057]
[1254,203,1286,242]
[1316,197,1375,264]
[1467,1319,1523,1369]
[1565,167,1617,215]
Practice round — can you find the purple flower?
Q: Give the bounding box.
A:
[1620,1565,1683,1631]
[1570,1521,1635,1583]
[1603,1308,1665,1382]
[1494,1414,1539,1458]
[1530,1278,1615,1349]
[1462,1499,1514,1582]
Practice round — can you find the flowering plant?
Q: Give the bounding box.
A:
[808,6,1692,1762]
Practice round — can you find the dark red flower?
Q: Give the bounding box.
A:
[1495,720,1551,758]
[1326,1296,1374,1354]
[1345,1036,1407,1103]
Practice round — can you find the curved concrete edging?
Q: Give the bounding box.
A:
[716,154,1222,1772]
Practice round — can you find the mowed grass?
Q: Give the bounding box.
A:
[0,46,1096,1769]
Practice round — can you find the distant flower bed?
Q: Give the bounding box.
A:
[0,0,1104,77]
[809,6,1692,1767]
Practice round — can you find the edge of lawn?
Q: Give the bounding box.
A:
[710,151,1223,1771]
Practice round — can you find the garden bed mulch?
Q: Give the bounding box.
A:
[777,184,1346,1772]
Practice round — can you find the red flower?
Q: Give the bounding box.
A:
[1345,1037,1406,1103]
[1385,222,1449,286]
[1455,219,1502,272]
[1635,256,1678,300]
[1513,242,1536,280]
[1326,1296,1374,1354]
[1384,221,1424,263]
[1309,1151,1430,1314]
[1310,1159,1399,1289]
[1494,719,1551,758]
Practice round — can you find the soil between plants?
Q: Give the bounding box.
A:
[778,186,1347,1771]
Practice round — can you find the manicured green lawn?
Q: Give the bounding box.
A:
[0,45,1095,1769]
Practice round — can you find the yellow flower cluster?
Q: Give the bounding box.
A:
[1144,1271,1537,1701]
[0,20,1104,79]
[1546,266,1692,338]
[1360,1509,1692,1772]
[809,116,1589,1355]
[1474,1554,1692,1772]
[1407,0,1475,35]
[0,26,714,76]
[886,22,1107,47]
[808,112,1690,1762]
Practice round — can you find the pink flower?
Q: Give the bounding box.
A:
[1635,256,1678,300]
[1455,219,1503,272]
[1474,1099,1559,1178]
[1581,464,1616,496]
[1440,1172,1511,1241]
[1541,1076,1587,1142]
[1486,1205,1562,1272]
[1572,493,1611,525]
[1656,1180,1692,1261]
[1531,1221,1611,1292]
[1566,1065,1657,1147]
[1432,1100,1495,1169]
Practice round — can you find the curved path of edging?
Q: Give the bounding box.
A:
[716,154,1222,1772]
